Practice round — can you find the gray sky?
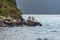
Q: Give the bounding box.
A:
[16,0,60,14]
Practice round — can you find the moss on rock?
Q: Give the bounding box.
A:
[0,0,22,18]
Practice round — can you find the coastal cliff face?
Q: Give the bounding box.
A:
[0,0,22,18]
[0,0,24,27]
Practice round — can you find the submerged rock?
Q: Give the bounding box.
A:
[36,38,43,40]
[44,38,48,40]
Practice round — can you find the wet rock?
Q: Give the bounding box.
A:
[0,21,6,27]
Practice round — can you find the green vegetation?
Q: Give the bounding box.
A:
[0,0,22,18]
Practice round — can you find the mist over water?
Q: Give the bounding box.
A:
[16,0,60,14]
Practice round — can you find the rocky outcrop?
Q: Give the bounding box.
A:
[0,0,22,18]
[13,0,16,5]
[0,0,42,27]
[0,16,25,27]
[0,0,24,27]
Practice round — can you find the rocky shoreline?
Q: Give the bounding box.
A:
[0,16,42,27]
[0,0,23,27]
[0,16,24,27]
[0,0,42,27]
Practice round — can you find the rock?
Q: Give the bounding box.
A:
[36,38,43,40]
[24,21,42,26]
[44,38,48,40]
[13,0,16,5]
[2,4,7,8]
[0,21,6,27]
[0,0,23,27]
[0,4,2,8]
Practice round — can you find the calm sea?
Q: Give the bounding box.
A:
[0,15,60,40]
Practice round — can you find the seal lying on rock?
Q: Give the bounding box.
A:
[23,16,42,27]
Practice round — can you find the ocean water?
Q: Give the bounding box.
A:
[0,15,60,40]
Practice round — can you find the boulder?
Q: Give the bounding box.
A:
[24,21,42,26]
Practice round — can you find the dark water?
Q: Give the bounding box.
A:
[16,0,60,14]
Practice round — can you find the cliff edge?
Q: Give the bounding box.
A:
[0,0,24,27]
[0,0,22,18]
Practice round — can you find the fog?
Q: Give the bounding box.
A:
[16,0,60,14]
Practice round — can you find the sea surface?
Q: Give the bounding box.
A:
[0,15,60,40]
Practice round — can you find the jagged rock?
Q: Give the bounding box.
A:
[24,21,42,26]
[0,0,23,27]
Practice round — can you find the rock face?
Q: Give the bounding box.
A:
[0,0,24,27]
[0,0,22,18]
[13,0,16,5]
[0,0,42,27]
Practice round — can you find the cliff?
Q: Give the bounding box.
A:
[0,0,24,27]
[0,0,22,18]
